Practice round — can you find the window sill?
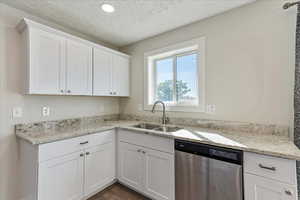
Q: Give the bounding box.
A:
[144,104,205,113]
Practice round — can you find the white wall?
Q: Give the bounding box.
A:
[120,0,296,127]
[0,0,297,199]
[0,4,119,200]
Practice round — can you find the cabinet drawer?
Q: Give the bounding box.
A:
[38,131,115,162]
[87,130,115,147]
[39,135,90,162]
[118,129,174,154]
[244,152,297,185]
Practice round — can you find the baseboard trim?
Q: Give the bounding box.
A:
[117,180,153,200]
[84,179,118,199]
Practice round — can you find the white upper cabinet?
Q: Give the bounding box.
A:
[112,54,130,96]
[66,39,92,95]
[93,47,130,97]
[27,28,66,95]
[93,48,113,96]
[18,18,130,96]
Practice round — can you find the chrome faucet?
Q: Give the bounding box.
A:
[151,101,169,125]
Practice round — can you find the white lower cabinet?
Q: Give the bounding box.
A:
[244,173,297,200]
[84,142,115,197]
[38,151,84,200]
[118,141,175,200]
[20,130,116,200]
[21,129,299,200]
[144,148,175,200]
[244,152,298,200]
[118,142,144,191]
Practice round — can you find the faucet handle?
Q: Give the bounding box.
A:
[165,117,170,123]
[162,116,170,125]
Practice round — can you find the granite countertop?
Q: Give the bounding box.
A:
[16,120,300,160]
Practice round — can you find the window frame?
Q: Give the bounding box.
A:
[144,37,206,112]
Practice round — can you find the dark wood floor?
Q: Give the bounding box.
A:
[88,183,151,200]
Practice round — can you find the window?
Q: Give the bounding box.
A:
[154,52,198,105]
[144,37,205,112]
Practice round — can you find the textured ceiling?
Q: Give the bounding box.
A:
[0,0,255,47]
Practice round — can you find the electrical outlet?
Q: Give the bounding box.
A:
[12,107,23,118]
[206,104,216,114]
[42,106,50,117]
[99,105,104,113]
[138,104,143,111]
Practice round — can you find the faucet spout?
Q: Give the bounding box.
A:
[151,101,169,125]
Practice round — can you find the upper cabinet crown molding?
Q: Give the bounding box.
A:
[17,18,130,58]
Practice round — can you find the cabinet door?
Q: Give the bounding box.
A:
[144,148,175,200]
[38,151,84,200]
[29,28,65,95]
[93,48,112,96]
[84,142,115,196]
[244,173,297,200]
[112,54,130,96]
[66,39,92,95]
[118,142,144,191]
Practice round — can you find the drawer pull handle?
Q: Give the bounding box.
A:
[80,141,89,145]
[80,153,84,157]
[137,149,141,153]
[259,164,276,171]
[86,152,90,155]
[285,190,292,196]
[142,150,146,154]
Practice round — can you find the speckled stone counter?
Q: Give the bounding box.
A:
[15,115,300,160]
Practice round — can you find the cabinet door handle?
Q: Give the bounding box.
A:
[113,92,117,95]
[80,153,84,157]
[60,89,64,93]
[86,152,90,155]
[110,92,113,95]
[258,164,276,171]
[137,149,141,153]
[285,190,292,196]
[67,90,71,93]
[80,141,89,145]
[142,150,146,154]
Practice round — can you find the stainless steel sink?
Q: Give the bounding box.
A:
[132,123,182,133]
[133,123,162,130]
[153,126,182,132]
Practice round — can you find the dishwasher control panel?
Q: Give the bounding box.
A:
[175,140,243,165]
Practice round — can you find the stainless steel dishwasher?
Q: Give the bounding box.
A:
[175,140,243,200]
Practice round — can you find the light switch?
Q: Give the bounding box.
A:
[206,104,216,114]
[42,106,50,116]
[13,107,23,118]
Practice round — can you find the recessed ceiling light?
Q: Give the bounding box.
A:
[101,4,115,13]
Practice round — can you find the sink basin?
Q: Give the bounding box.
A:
[133,123,161,130]
[132,123,182,133]
[153,126,182,132]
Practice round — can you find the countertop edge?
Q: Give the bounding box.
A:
[15,123,300,161]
